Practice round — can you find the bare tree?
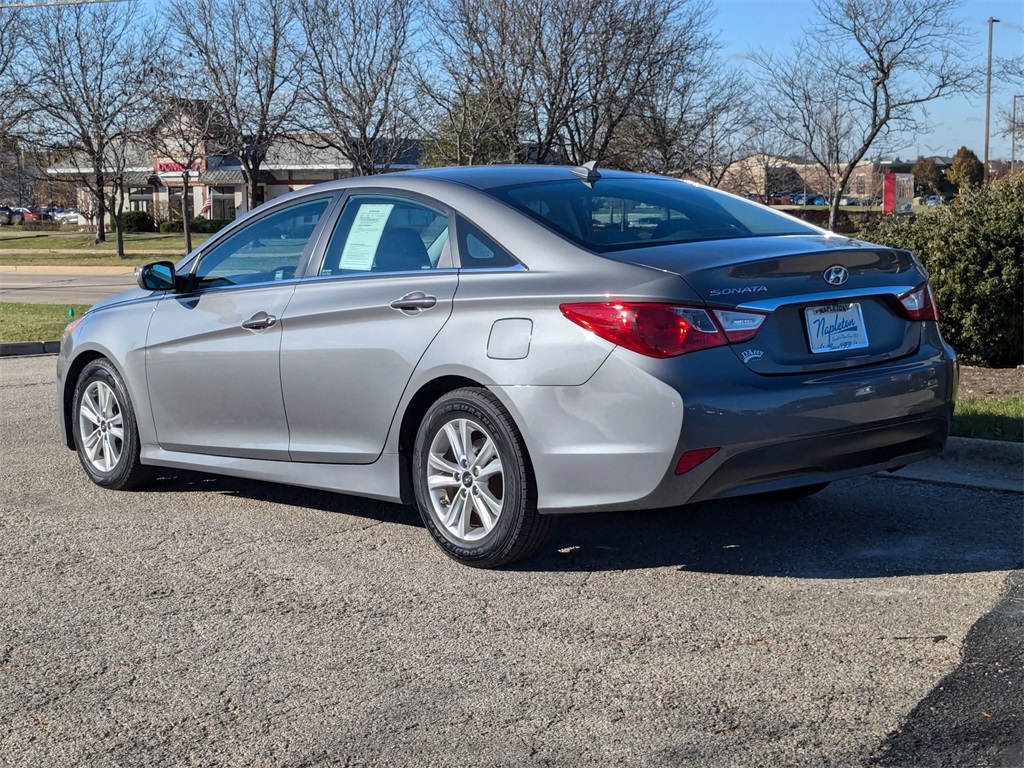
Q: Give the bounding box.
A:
[423,0,533,164]
[754,0,977,229]
[425,0,715,168]
[418,89,515,166]
[168,0,301,211]
[294,0,419,175]
[23,0,157,250]
[631,61,753,182]
[0,8,30,144]
[145,94,227,254]
[561,0,711,166]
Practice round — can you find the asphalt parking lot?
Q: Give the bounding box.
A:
[1,355,1020,767]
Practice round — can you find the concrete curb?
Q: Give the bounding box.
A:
[1,344,1019,494]
[0,341,61,357]
[884,436,1022,493]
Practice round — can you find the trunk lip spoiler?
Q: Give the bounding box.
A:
[737,285,918,312]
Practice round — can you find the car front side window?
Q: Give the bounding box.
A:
[192,197,332,288]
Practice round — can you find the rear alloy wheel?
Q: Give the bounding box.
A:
[413,388,551,568]
[72,359,155,490]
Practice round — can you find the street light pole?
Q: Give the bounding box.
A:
[1013,95,1023,176]
[983,17,999,184]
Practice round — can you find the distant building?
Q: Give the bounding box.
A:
[47,105,420,227]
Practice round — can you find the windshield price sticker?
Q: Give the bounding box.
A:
[805,302,869,354]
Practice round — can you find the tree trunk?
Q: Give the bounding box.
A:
[112,185,126,259]
[94,166,107,244]
[182,173,193,254]
[244,163,261,213]
[828,196,841,231]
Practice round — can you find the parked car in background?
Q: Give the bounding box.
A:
[13,207,41,221]
[925,196,942,206]
[57,165,957,568]
[0,206,24,225]
[52,210,81,225]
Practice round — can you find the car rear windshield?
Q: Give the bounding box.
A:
[486,178,815,252]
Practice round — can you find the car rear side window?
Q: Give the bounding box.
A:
[319,196,449,276]
[487,178,814,252]
[456,217,519,269]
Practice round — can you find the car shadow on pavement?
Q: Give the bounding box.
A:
[145,470,1021,579]
[523,478,1023,578]
[147,469,423,528]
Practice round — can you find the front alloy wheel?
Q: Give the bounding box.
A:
[71,358,154,490]
[413,388,551,568]
[78,379,124,473]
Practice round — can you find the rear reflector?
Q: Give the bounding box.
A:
[674,447,720,475]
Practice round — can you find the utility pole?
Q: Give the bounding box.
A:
[1013,95,1023,177]
[983,17,999,184]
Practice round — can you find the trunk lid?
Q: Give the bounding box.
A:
[605,235,929,374]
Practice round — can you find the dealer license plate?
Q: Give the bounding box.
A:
[804,303,869,354]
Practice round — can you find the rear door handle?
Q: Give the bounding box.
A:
[389,291,437,314]
[241,311,277,330]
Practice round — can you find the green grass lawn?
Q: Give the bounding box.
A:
[0,302,92,343]
[0,231,208,265]
[951,396,1024,443]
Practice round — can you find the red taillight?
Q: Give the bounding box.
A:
[674,447,720,475]
[560,302,767,358]
[560,302,726,358]
[897,283,939,322]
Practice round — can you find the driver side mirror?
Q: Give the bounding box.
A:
[136,261,177,292]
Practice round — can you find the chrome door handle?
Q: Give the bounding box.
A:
[389,291,437,313]
[241,311,277,330]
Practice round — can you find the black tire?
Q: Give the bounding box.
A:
[71,358,155,490]
[11,212,24,226]
[412,388,551,568]
[754,481,831,502]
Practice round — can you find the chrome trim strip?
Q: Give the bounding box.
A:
[737,285,917,312]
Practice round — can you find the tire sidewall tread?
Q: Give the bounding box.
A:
[413,387,550,569]
[71,358,154,490]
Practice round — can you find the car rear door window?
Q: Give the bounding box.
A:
[319,196,449,276]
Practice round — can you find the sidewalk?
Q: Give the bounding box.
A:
[886,437,1022,493]
[0,264,137,275]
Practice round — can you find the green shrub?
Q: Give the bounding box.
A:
[189,217,232,233]
[121,210,155,233]
[857,175,1023,367]
[158,217,231,234]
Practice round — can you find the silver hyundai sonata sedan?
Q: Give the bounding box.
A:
[57,165,957,567]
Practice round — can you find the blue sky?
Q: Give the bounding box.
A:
[715,0,1024,160]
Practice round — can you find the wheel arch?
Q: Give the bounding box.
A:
[61,350,109,449]
[396,375,538,505]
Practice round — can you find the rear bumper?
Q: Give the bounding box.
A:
[497,331,956,514]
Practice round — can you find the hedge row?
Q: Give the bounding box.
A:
[856,174,1023,367]
[158,217,233,234]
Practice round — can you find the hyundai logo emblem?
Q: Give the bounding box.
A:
[823,265,849,286]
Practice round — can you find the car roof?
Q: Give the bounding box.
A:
[394,164,650,190]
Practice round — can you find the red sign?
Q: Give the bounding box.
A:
[157,161,200,173]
